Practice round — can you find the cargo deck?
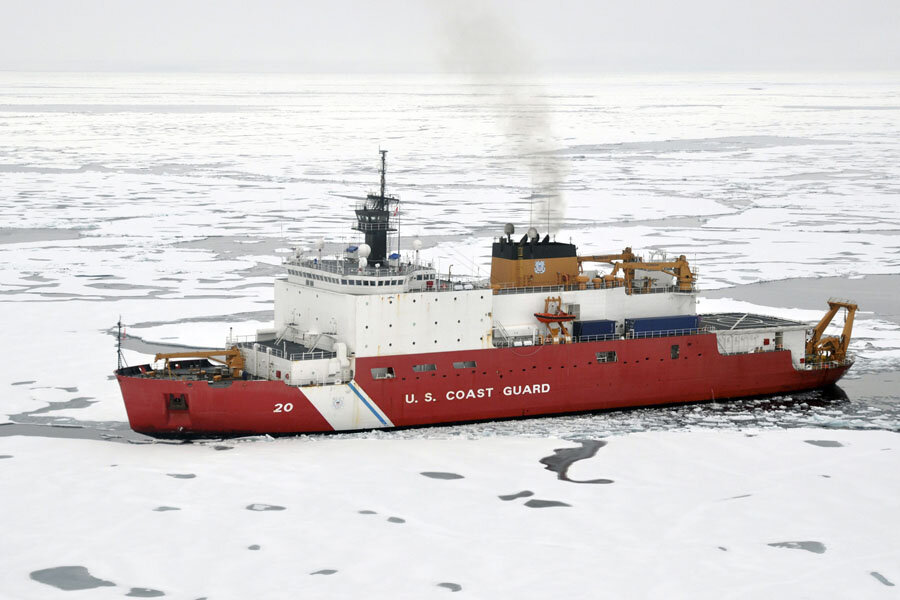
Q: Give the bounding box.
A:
[699,313,807,331]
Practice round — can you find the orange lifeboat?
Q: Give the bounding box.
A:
[534,311,576,325]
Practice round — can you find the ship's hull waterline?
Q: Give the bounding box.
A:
[117,333,849,437]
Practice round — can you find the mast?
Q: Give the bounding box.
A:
[380,149,386,199]
[353,150,398,265]
[117,317,123,371]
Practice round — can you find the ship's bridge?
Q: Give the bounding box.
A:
[284,256,442,295]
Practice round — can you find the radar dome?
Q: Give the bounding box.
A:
[358,244,371,258]
[527,227,538,240]
[412,239,423,250]
[504,223,515,235]
[315,238,325,250]
[358,257,368,269]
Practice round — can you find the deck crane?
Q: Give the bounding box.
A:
[806,300,857,363]
[576,247,637,268]
[604,255,696,293]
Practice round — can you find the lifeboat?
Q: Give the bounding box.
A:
[534,311,576,324]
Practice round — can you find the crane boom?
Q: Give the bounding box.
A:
[806,300,857,363]
[608,255,695,292]
[577,247,636,268]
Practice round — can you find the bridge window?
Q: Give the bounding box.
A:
[371,367,395,380]
[412,363,437,372]
[453,361,477,369]
[595,351,617,363]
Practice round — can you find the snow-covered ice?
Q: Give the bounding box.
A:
[1,428,897,598]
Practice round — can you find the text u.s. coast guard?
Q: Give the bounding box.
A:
[404,383,550,404]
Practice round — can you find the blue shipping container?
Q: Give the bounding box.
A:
[574,319,617,337]
[625,315,699,334]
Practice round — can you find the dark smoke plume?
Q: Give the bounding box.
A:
[435,2,567,233]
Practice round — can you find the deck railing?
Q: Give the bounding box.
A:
[802,357,854,370]
[493,282,695,295]
[491,327,711,348]
[286,258,435,277]
[234,341,336,362]
[627,327,711,339]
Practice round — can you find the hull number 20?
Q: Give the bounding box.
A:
[274,403,294,413]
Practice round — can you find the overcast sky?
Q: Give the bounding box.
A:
[1,0,898,73]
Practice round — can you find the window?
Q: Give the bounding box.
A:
[671,345,680,359]
[371,367,395,380]
[453,360,477,369]
[595,351,617,363]
[412,363,437,372]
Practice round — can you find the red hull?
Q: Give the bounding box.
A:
[118,333,850,437]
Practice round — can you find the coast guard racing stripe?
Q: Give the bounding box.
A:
[301,381,393,430]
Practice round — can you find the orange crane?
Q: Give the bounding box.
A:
[154,346,245,378]
[806,300,857,363]
[576,247,637,270]
[605,255,696,292]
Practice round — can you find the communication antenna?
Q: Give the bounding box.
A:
[529,193,533,230]
[376,149,402,267]
[547,194,551,235]
[379,149,387,199]
[116,316,124,371]
[393,154,401,266]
